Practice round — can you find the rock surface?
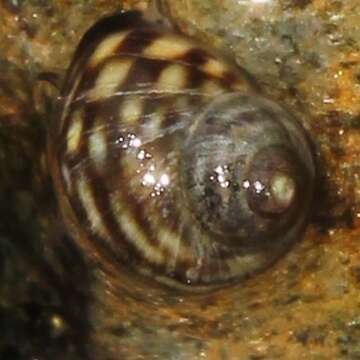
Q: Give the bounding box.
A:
[1,0,360,359]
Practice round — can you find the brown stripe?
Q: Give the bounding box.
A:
[203,246,231,284]
[60,55,130,142]
[65,56,168,142]
[58,101,84,157]
[71,27,161,99]
[62,101,101,169]
[175,46,242,92]
[178,47,209,67]
[117,27,160,57]
[59,68,101,141]
[115,57,170,133]
[160,86,204,131]
[119,56,169,94]
[67,61,106,109]
[80,99,168,257]
[66,145,226,285]
[60,105,112,250]
[100,127,199,278]
[104,156,162,250]
[62,11,145,96]
[70,101,140,261]
[187,65,210,89]
[62,29,160,130]
[157,49,212,131]
[63,101,95,172]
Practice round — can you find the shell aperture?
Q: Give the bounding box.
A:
[48,10,315,289]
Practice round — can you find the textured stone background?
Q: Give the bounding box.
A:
[1,0,360,359]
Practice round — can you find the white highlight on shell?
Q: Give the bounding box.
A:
[243,180,250,189]
[66,109,84,154]
[115,133,142,150]
[90,31,130,66]
[142,172,156,186]
[88,122,108,169]
[159,174,170,186]
[77,175,110,239]
[270,173,296,208]
[140,162,171,195]
[61,164,72,191]
[254,180,265,194]
[157,64,188,92]
[130,137,142,148]
[137,150,145,160]
[89,59,133,101]
[143,35,193,59]
[214,165,230,188]
[214,165,225,174]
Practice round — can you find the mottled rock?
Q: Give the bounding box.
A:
[1,0,360,359]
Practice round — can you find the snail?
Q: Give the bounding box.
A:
[47,9,315,290]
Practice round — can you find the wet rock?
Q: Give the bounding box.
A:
[1,1,360,359]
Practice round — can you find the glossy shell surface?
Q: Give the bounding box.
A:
[48,10,315,289]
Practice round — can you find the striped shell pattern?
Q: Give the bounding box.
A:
[48,11,315,289]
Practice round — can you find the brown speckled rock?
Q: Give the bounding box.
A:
[1,1,360,359]
[0,0,148,73]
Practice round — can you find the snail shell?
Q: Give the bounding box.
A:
[48,10,315,289]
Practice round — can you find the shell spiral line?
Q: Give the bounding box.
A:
[48,10,315,290]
